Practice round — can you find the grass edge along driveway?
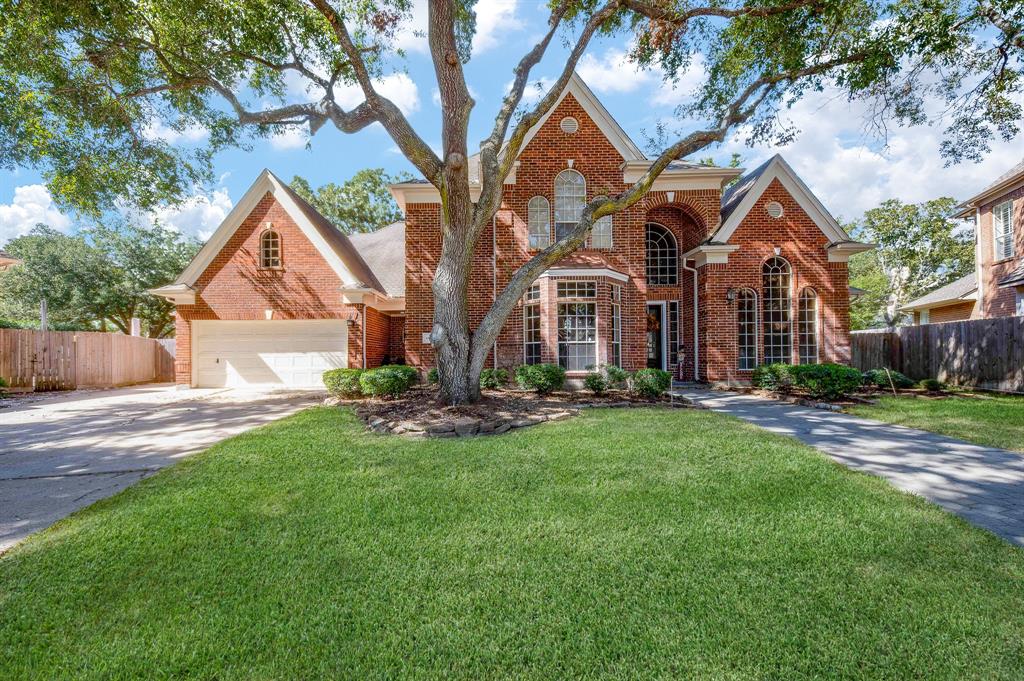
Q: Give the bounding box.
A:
[2,407,1023,680]
[848,392,1024,453]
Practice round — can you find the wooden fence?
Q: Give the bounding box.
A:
[851,316,1024,393]
[0,329,176,392]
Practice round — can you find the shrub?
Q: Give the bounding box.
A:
[427,367,439,384]
[0,376,7,398]
[515,363,566,394]
[604,365,628,387]
[359,367,412,398]
[322,368,363,397]
[584,372,608,395]
[631,368,672,397]
[863,368,915,390]
[479,368,509,390]
[378,364,418,389]
[919,378,944,392]
[789,363,863,400]
[752,364,796,393]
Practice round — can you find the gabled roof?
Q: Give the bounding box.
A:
[714,154,856,246]
[171,170,386,295]
[999,261,1024,288]
[901,272,978,311]
[347,222,406,297]
[954,157,1024,217]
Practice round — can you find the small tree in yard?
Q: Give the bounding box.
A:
[1,0,1021,403]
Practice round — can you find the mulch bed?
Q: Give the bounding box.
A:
[327,385,699,437]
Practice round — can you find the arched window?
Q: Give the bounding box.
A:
[645,223,677,285]
[798,288,819,364]
[527,196,550,249]
[762,257,792,364]
[589,196,613,249]
[554,169,586,241]
[737,289,758,370]
[260,228,281,268]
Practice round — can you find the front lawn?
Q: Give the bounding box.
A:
[848,392,1024,453]
[2,407,1022,679]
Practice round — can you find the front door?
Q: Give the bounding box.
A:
[646,304,664,370]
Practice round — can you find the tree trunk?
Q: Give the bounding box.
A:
[432,217,482,404]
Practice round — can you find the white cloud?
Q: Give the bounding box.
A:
[141,119,210,145]
[578,48,658,94]
[336,73,420,116]
[0,184,72,243]
[126,188,233,241]
[472,0,522,54]
[270,126,309,150]
[506,77,556,106]
[394,0,429,54]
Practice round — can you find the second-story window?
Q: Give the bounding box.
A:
[590,195,613,249]
[993,200,1015,261]
[528,196,550,249]
[260,228,281,268]
[554,169,586,242]
[645,223,678,285]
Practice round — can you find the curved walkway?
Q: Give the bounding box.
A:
[674,388,1024,547]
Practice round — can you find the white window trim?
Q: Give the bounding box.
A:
[523,299,541,365]
[554,169,586,242]
[993,199,1015,261]
[557,298,599,373]
[797,288,820,365]
[736,288,759,371]
[527,196,551,250]
[646,300,669,372]
[762,256,794,365]
[1015,291,1023,317]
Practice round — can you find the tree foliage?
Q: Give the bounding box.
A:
[0,221,201,337]
[290,168,409,234]
[0,0,1020,401]
[848,197,975,328]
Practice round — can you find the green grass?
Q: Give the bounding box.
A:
[849,392,1024,453]
[2,408,1023,679]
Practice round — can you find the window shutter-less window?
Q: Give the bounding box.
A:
[993,201,1015,260]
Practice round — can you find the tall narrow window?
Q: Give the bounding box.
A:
[737,289,757,370]
[668,301,680,367]
[589,196,613,249]
[645,223,678,285]
[762,257,792,364]
[798,288,819,364]
[610,284,622,367]
[993,200,1015,260]
[523,284,541,365]
[528,196,550,249]
[557,281,596,371]
[260,228,281,268]
[554,169,586,242]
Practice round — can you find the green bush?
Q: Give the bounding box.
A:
[584,372,608,395]
[359,367,412,398]
[479,368,509,390]
[789,364,863,400]
[427,367,439,384]
[863,368,915,390]
[322,368,363,397]
[0,376,7,399]
[515,363,566,394]
[604,365,628,387]
[919,378,944,392]
[631,368,672,397]
[379,364,418,389]
[752,364,796,393]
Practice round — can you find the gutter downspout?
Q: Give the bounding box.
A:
[680,258,699,382]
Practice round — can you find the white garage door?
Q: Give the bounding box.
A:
[193,319,348,388]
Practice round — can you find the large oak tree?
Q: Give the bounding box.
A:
[1,0,1021,402]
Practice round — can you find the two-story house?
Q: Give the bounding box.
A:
[153,73,870,389]
[903,158,1024,323]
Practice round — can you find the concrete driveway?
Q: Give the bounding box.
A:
[0,384,322,553]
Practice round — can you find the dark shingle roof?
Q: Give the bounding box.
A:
[719,156,774,227]
[347,222,406,297]
[999,261,1024,288]
[901,272,977,310]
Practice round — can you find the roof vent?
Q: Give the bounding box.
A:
[766,201,784,219]
[559,116,579,134]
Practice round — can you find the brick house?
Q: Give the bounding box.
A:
[154,73,870,389]
[903,158,1024,323]
[0,249,22,271]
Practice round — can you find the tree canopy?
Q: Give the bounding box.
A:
[0,221,201,337]
[848,197,975,328]
[290,168,409,234]
[1,0,1020,401]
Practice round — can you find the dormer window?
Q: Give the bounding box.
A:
[260,227,281,268]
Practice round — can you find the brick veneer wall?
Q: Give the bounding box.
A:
[387,315,406,363]
[173,193,388,384]
[977,183,1023,318]
[402,95,853,383]
[915,301,976,324]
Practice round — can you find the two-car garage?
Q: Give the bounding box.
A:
[191,319,348,388]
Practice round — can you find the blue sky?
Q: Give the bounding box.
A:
[1,0,1021,244]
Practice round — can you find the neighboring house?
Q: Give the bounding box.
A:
[905,158,1024,323]
[0,249,22,271]
[153,73,870,389]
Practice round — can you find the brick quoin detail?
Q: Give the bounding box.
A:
[402,93,854,383]
[173,193,389,384]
